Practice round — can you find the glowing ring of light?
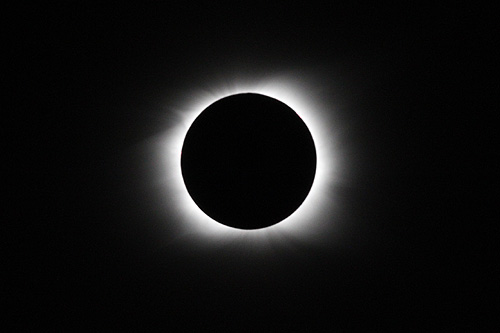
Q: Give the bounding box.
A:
[154,73,345,248]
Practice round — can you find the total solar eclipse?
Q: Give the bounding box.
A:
[181,93,316,230]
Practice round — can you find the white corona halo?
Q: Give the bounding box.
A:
[154,72,345,247]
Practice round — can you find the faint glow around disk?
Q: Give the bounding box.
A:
[157,73,343,245]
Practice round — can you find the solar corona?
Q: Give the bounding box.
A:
[155,74,343,245]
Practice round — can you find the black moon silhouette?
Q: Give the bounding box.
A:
[181,93,316,230]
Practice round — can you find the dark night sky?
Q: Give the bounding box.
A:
[7,2,494,330]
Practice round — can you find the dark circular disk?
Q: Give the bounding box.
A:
[181,93,316,230]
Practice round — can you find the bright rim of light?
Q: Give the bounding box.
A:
[154,72,344,248]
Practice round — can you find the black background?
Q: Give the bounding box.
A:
[7,2,494,330]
